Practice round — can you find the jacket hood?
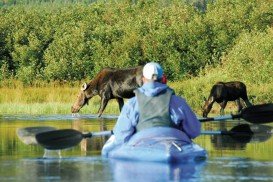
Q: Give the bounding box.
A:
[138,82,169,97]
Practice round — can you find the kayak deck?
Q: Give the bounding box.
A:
[103,127,207,163]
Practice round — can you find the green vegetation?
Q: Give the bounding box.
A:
[0,0,272,115]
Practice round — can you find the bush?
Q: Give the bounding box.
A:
[1,0,273,84]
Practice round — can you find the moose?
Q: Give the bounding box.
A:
[71,66,143,117]
[202,81,252,117]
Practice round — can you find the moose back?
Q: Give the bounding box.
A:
[202,81,252,117]
[71,66,143,117]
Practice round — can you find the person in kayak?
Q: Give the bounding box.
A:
[102,62,201,156]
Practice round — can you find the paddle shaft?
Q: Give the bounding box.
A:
[86,131,247,137]
[83,128,251,138]
[199,114,240,122]
[201,130,246,135]
[83,130,113,138]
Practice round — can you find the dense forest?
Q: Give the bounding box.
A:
[0,0,272,112]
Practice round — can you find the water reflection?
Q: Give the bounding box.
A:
[18,157,112,181]
[71,119,110,152]
[211,135,248,150]
[1,114,273,181]
[109,159,206,182]
[18,157,206,182]
[210,123,273,150]
[205,158,273,181]
[43,149,62,158]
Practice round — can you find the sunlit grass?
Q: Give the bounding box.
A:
[0,81,120,115]
[0,84,237,116]
[0,76,272,116]
[0,100,120,115]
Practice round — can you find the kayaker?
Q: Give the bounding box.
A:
[102,62,201,155]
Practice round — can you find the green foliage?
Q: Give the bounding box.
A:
[204,0,273,64]
[43,5,95,81]
[0,0,273,85]
[222,29,273,84]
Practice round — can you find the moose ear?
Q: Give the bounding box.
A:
[81,83,88,91]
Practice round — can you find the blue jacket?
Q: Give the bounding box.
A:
[113,82,201,144]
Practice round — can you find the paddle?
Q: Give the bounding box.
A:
[36,130,112,150]
[199,103,273,124]
[35,124,264,150]
[17,126,56,145]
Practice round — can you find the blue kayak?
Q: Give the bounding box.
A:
[102,127,207,163]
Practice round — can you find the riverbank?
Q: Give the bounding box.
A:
[1,78,271,116]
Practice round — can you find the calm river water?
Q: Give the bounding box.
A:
[0,114,272,182]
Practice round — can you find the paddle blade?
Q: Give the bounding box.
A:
[241,103,273,124]
[17,126,56,145]
[35,129,83,150]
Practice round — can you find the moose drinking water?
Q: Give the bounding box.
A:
[71,66,143,117]
[202,81,252,117]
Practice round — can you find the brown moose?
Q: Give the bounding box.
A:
[71,66,143,117]
[202,81,252,117]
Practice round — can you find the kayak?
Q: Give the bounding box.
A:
[102,127,207,163]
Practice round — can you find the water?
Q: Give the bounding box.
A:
[0,115,273,182]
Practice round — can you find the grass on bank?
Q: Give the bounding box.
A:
[1,75,272,116]
[0,101,120,115]
[0,80,120,115]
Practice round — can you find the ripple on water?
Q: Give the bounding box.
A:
[21,156,106,163]
[204,157,273,181]
[210,157,273,167]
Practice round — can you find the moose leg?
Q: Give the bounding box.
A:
[219,101,227,116]
[236,99,243,113]
[116,98,124,112]
[243,98,252,107]
[98,96,109,117]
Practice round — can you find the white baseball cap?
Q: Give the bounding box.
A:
[143,62,163,81]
